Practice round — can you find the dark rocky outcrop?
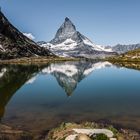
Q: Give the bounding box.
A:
[0,11,53,60]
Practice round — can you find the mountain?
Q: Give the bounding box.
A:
[39,17,116,58]
[41,61,112,96]
[0,11,53,60]
[105,44,140,54]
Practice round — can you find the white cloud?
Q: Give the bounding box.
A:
[23,33,35,40]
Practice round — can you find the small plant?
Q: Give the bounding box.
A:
[107,126,118,136]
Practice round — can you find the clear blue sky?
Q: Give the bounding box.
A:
[0,0,140,46]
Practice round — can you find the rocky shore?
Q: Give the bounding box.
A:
[1,122,139,140]
[0,124,33,140]
[47,122,140,140]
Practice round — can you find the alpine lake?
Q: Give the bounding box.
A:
[0,60,140,134]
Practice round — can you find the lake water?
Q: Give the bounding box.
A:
[0,61,140,133]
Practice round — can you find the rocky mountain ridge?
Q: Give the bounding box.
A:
[0,11,53,60]
[105,44,140,54]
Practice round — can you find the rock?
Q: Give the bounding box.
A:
[73,128,114,138]
[45,122,140,140]
[75,134,91,140]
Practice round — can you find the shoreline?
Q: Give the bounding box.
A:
[1,56,140,65]
[0,57,80,65]
[0,122,140,140]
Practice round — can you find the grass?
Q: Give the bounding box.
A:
[90,134,109,140]
[0,56,80,64]
[106,48,140,62]
[106,56,140,62]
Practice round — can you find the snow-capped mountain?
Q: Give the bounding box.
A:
[39,17,116,58]
[41,61,112,96]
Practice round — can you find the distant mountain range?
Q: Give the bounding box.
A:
[38,17,116,58]
[0,11,53,60]
[105,44,140,54]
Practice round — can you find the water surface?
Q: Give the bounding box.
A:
[0,61,140,132]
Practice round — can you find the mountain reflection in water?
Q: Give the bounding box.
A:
[41,61,112,96]
[0,61,112,119]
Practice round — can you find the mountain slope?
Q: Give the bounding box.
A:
[0,11,53,59]
[39,17,116,58]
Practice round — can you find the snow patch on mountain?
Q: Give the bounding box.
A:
[83,39,113,52]
[48,39,78,50]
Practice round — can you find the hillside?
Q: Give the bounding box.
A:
[0,11,53,60]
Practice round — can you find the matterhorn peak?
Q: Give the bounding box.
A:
[41,17,115,58]
[65,17,70,21]
[64,17,74,24]
[50,17,76,44]
[62,17,76,31]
